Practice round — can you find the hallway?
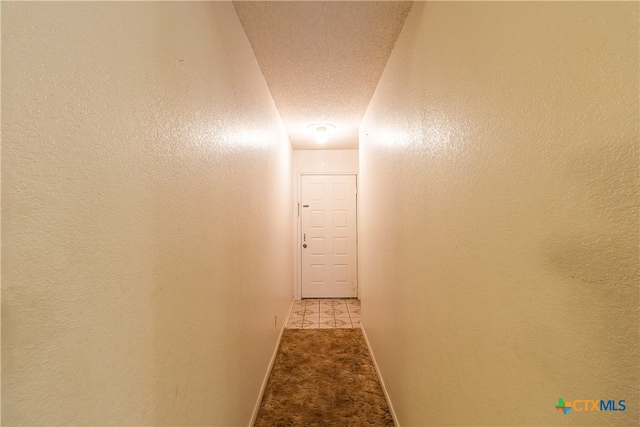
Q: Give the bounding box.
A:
[2,1,638,426]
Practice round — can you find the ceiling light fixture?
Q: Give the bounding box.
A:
[308,123,336,144]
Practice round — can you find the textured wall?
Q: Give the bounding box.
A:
[360,2,638,426]
[2,2,292,425]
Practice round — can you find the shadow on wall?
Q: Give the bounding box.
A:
[359,1,638,426]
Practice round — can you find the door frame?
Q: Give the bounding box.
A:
[294,173,358,300]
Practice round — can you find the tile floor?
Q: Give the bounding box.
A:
[286,299,361,329]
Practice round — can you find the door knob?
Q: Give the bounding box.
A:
[303,244,307,248]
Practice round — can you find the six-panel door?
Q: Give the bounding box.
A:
[301,174,357,298]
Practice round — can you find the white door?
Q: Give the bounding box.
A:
[301,175,357,298]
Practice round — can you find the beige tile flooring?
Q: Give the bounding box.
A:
[286,299,361,329]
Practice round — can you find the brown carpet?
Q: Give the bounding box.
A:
[255,328,394,427]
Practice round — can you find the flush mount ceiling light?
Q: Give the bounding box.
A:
[307,123,336,144]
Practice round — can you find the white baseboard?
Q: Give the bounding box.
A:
[360,324,400,427]
[248,300,294,427]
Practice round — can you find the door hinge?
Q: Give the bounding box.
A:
[298,202,300,217]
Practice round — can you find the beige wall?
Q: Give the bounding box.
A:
[360,2,638,426]
[292,150,359,299]
[293,150,359,175]
[1,2,292,426]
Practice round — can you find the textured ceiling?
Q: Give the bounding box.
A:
[234,1,413,150]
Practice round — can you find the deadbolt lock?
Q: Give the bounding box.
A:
[303,244,307,248]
